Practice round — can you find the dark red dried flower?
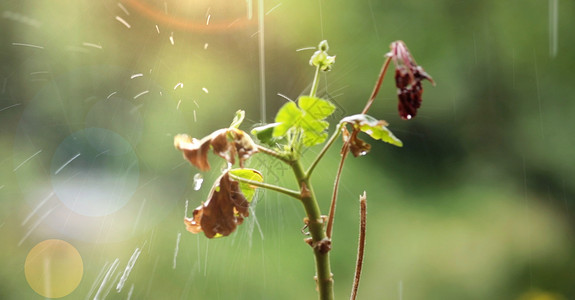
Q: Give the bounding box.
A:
[389,41,434,120]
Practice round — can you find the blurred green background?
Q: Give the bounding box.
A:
[1,0,574,299]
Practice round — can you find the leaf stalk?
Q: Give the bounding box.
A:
[229,173,301,200]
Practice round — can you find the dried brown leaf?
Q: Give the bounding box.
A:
[174,134,212,171]
[184,172,250,238]
[174,128,258,171]
[342,126,372,157]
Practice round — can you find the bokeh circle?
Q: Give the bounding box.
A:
[50,128,139,217]
[14,65,189,243]
[25,239,83,298]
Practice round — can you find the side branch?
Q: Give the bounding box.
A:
[229,173,301,200]
[256,145,292,164]
[361,55,392,114]
[325,143,349,239]
[350,191,367,300]
[305,123,343,179]
[326,55,392,239]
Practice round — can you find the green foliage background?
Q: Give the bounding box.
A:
[1,0,574,299]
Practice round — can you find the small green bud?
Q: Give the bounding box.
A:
[230,110,245,128]
[318,40,329,51]
[310,51,327,67]
[320,55,336,71]
[309,40,336,72]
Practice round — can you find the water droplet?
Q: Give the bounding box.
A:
[193,173,203,191]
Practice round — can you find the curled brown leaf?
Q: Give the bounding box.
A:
[174,128,258,171]
[342,126,371,158]
[184,172,250,238]
[174,134,212,171]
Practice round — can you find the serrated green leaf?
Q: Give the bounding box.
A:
[300,113,329,146]
[298,96,335,146]
[272,97,336,147]
[273,102,302,137]
[358,123,403,147]
[302,131,328,147]
[340,114,403,147]
[299,96,336,120]
[229,168,263,203]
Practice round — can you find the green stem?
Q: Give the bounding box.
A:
[309,65,321,98]
[256,144,292,164]
[228,173,301,200]
[305,122,343,179]
[291,161,334,300]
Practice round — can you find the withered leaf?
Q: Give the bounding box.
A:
[174,134,212,171]
[340,114,402,157]
[174,128,258,171]
[342,126,371,157]
[230,128,258,168]
[184,172,250,238]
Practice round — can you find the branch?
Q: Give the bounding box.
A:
[228,173,301,200]
[361,55,392,114]
[325,143,348,239]
[310,65,321,98]
[326,56,392,239]
[256,144,292,164]
[291,161,334,300]
[305,123,343,179]
[350,191,367,300]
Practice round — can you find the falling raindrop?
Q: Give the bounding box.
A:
[116,247,142,293]
[115,16,131,29]
[193,173,203,191]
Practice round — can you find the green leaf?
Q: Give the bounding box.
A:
[230,110,245,129]
[251,123,281,146]
[299,96,335,146]
[299,96,336,120]
[229,168,263,203]
[272,97,336,147]
[273,102,302,137]
[300,114,329,146]
[340,114,403,147]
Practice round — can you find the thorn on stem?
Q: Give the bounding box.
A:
[300,182,311,198]
[305,237,332,254]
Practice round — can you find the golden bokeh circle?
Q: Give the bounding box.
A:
[25,239,83,298]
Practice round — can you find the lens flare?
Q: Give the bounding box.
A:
[25,239,83,298]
